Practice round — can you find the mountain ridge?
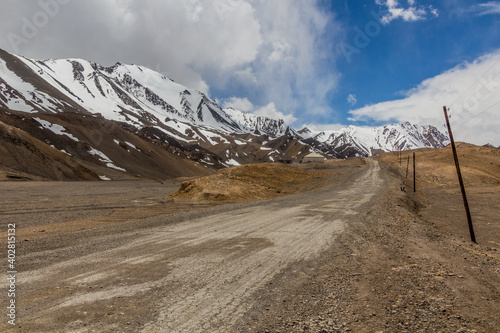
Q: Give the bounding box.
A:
[0,48,450,179]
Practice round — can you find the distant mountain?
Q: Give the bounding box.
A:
[483,143,500,149]
[300,122,450,158]
[223,107,298,138]
[0,48,450,179]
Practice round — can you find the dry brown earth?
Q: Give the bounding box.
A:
[378,144,500,250]
[171,163,333,202]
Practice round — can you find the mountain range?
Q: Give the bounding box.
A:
[0,48,450,180]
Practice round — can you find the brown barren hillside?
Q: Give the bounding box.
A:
[0,120,99,181]
[378,143,500,249]
[378,143,500,188]
[0,109,215,180]
[171,163,332,202]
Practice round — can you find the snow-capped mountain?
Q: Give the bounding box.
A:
[0,49,316,179]
[223,107,298,138]
[298,122,449,158]
[0,49,244,136]
[0,48,450,179]
[300,122,449,158]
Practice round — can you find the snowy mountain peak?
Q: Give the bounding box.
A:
[297,127,312,137]
[223,107,297,138]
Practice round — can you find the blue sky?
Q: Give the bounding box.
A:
[329,1,500,124]
[0,0,499,145]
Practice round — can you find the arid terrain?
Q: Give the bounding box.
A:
[378,143,500,250]
[0,146,499,332]
[171,163,332,202]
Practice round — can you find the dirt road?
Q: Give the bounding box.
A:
[1,159,382,332]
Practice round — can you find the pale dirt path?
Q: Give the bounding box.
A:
[1,159,383,332]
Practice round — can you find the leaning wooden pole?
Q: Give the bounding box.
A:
[443,106,476,243]
[405,155,410,186]
[413,152,416,193]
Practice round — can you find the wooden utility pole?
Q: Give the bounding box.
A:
[405,156,410,188]
[443,106,476,243]
[413,152,416,193]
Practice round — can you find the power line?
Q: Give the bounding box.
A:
[453,99,500,130]
[450,69,500,117]
[449,55,500,113]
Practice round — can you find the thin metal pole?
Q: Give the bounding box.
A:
[443,106,476,243]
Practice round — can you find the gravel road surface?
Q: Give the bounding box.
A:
[0,159,382,332]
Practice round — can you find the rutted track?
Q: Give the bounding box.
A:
[1,159,383,332]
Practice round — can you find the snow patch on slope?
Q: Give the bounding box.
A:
[88,148,126,172]
[34,117,79,141]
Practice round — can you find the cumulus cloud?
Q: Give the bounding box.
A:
[375,0,439,24]
[0,0,263,93]
[0,0,339,122]
[234,67,258,84]
[349,50,500,145]
[235,1,339,119]
[253,102,297,124]
[221,96,255,113]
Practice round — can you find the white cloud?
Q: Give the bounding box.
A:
[253,102,297,124]
[375,0,438,24]
[347,94,357,106]
[229,1,339,118]
[429,6,439,17]
[268,40,292,62]
[0,0,340,127]
[234,67,258,84]
[471,1,500,16]
[349,50,500,146]
[0,0,263,94]
[221,97,254,112]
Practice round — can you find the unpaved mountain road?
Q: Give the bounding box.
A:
[3,157,500,332]
[0,159,383,332]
